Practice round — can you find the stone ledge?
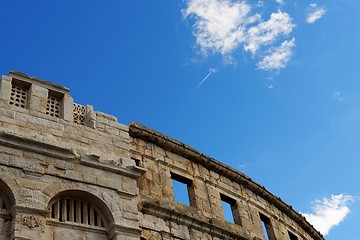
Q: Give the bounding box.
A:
[80,155,146,179]
[108,224,142,239]
[0,131,76,160]
[9,71,69,94]
[46,220,108,234]
[11,205,50,217]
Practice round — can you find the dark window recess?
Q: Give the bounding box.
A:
[220,194,241,225]
[131,157,140,167]
[260,213,276,240]
[171,173,196,207]
[288,231,298,240]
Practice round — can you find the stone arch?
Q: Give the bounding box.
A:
[44,185,119,240]
[0,178,15,209]
[0,178,15,239]
[48,190,114,228]
[0,169,19,207]
[43,181,118,225]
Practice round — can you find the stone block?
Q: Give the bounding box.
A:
[0,76,11,102]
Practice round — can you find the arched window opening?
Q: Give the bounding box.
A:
[0,180,15,214]
[49,197,106,228]
[0,186,13,240]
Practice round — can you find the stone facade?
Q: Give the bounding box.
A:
[0,71,323,240]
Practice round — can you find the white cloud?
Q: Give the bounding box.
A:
[257,38,295,71]
[302,194,353,236]
[183,0,260,55]
[306,3,326,24]
[245,11,294,54]
[276,0,284,5]
[183,0,295,71]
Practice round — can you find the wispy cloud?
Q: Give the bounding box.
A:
[333,91,343,101]
[183,0,295,71]
[255,0,264,8]
[276,0,284,5]
[306,3,326,24]
[257,38,295,71]
[302,194,353,236]
[245,11,294,54]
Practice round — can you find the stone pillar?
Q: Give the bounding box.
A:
[62,93,74,122]
[28,84,48,113]
[109,224,141,240]
[245,206,263,239]
[238,199,254,232]
[13,209,48,240]
[0,75,11,104]
[270,215,285,239]
[192,178,212,218]
[207,185,223,220]
[85,105,96,128]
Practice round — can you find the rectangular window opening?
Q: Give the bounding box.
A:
[260,213,276,240]
[288,231,298,240]
[171,173,195,207]
[131,157,141,167]
[9,79,30,109]
[220,194,241,225]
[46,90,63,118]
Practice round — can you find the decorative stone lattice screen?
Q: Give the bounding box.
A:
[73,103,86,125]
[50,197,105,228]
[9,84,27,108]
[46,96,61,118]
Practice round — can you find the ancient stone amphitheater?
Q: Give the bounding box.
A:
[0,71,323,240]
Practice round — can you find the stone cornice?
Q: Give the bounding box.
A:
[9,71,69,94]
[129,122,324,240]
[0,131,146,180]
[0,131,76,160]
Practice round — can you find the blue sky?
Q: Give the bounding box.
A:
[1,0,359,238]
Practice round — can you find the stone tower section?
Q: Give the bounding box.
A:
[0,71,323,240]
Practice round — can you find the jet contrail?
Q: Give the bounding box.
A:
[194,71,212,91]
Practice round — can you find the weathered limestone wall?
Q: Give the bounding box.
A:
[129,123,324,240]
[0,71,144,240]
[0,71,323,240]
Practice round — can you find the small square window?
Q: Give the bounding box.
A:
[171,173,195,207]
[131,157,141,167]
[260,213,276,240]
[220,194,241,225]
[288,231,298,240]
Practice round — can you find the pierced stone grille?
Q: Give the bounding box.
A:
[9,84,27,108]
[50,198,105,228]
[73,103,86,125]
[46,96,61,118]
